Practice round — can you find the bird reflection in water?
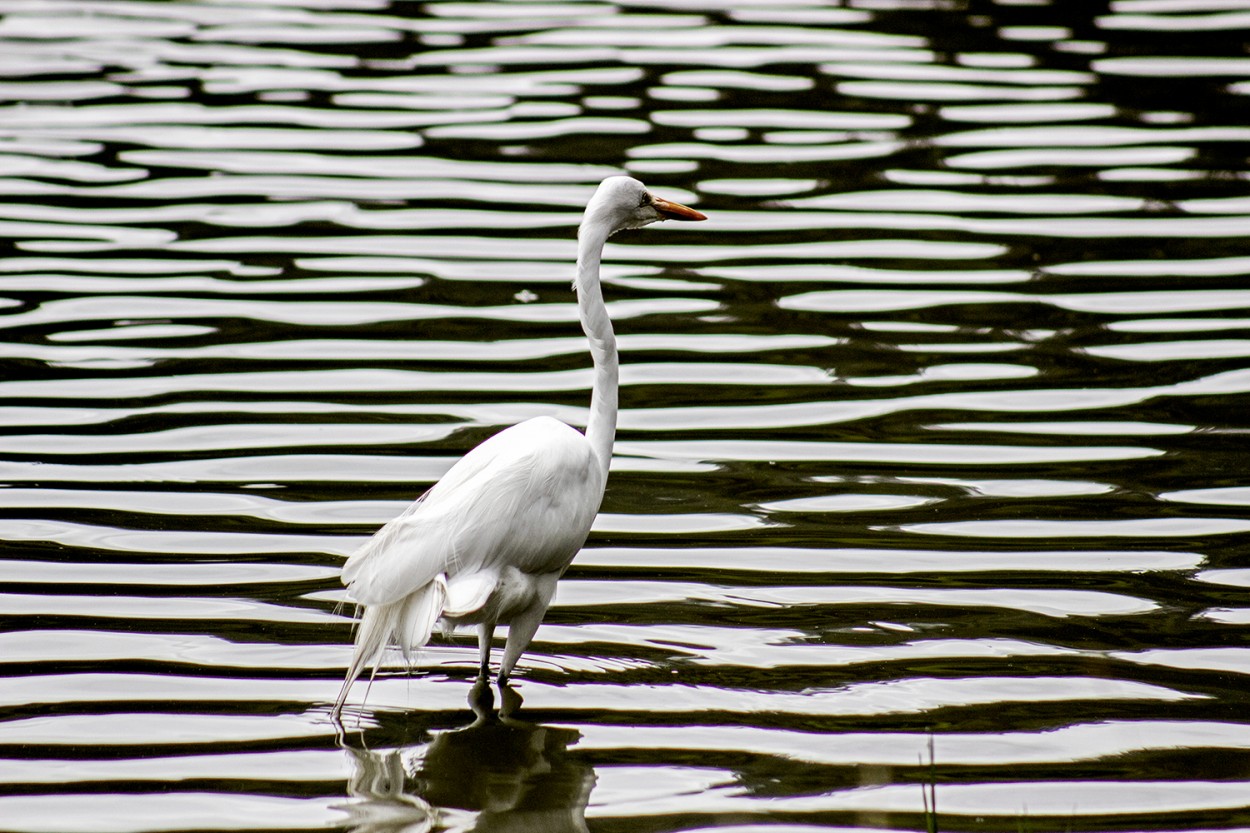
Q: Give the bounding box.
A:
[336,684,594,833]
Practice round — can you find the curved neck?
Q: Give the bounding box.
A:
[575,221,618,480]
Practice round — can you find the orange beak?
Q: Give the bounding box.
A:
[652,195,707,222]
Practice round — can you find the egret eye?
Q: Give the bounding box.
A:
[640,193,652,207]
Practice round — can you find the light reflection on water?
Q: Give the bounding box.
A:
[1,1,1250,832]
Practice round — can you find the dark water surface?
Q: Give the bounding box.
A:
[3,0,1250,831]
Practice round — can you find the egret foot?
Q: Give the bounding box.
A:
[469,677,495,721]
[500,682,524,718]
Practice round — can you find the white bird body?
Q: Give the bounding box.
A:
[343,417,602,608]
[334,176,706,716]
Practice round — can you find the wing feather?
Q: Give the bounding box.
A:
[341,416,602,607]
[442,571,496,617]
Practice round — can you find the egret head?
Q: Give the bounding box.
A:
[583,176,706,237]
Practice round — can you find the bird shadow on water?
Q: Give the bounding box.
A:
[333,683,595,833]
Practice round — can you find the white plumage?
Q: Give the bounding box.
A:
[333,176,706,716]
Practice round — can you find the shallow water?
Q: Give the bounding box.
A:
[2,1,1250,831]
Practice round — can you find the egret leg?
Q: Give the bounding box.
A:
[499,604,545,685]
[470,626,498,722]
[476,622,494,680]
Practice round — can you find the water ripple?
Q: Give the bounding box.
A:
[1,3,1247,832]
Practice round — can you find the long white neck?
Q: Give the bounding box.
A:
[575,219,618,480]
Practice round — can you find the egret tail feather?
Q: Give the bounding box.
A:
[333,577,447,716]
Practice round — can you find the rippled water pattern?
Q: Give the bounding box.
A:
[3,0,1250,831]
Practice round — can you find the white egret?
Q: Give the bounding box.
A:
[333,176,706,716]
